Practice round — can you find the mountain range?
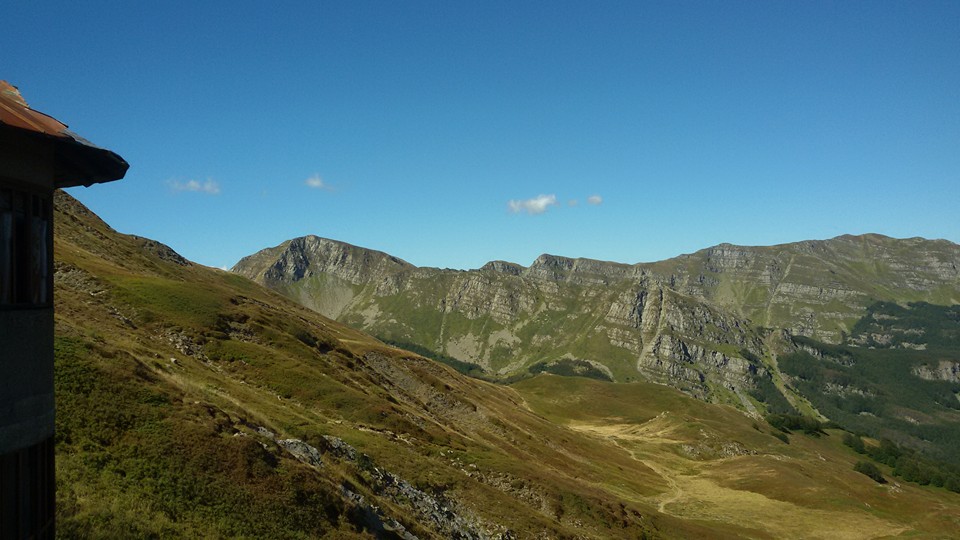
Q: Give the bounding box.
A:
[232,234,959,398]
[54,191,960,537]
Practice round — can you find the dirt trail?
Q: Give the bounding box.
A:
[569,415,685,514]
[638,456,683,513]
[567,417,909,539]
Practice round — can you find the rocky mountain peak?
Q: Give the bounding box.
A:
[523,254,575,280]
[479,260,525,275]
[233,235,414,287]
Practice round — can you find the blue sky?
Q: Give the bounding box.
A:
[5,1,959,270]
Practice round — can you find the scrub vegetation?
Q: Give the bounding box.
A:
[779,304,960,465]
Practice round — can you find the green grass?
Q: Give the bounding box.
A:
[54,336,351,538]
[109,276,227,327]
[512,374,960,538]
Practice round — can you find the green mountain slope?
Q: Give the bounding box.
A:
[777,301,960,463]
[53,192,701,538]
[232,237,791,407]
[53,191,658,537]
[54,191,960,537]
[649,234,960,342]
[514,375,960,538]
[232,234,960,410]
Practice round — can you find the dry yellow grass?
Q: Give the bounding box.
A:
[566,418,931,539]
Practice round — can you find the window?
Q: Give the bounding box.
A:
[0,190,11,303]
[0,437,55,539]
[0,186,51,307]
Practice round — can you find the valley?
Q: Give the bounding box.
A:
[53,191,960,538]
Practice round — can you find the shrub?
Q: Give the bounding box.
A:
[842,432,865,454]
[854,461,886,483]
[765,414,825,436]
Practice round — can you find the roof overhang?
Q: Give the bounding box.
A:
[0,81,128,188]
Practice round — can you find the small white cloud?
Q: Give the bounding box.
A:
[568,199,579,207]
[508,194,558,215]
[587,195,603,205]
[305,174,331,190]
[170,178,220,195]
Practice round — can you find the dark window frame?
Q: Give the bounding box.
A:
[0,436,56,539]
[0,178,52,310]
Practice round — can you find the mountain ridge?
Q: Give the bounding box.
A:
[236,232,959,275]
[232,231,960,414]
[234,237,776,393]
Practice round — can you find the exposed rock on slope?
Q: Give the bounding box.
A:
[253,235,414,286]
[649,234,960,341]
[234,234,960,405]
[913,362,960,383]
[235,239,768,403]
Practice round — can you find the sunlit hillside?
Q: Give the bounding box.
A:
[54,191,960,538]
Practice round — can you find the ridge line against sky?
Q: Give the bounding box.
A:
[5,1,959,270]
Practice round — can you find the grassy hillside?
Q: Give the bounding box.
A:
[54,191,679,537]
[513,376,960,538]
[54,191,960,538]
[649,234,960,342]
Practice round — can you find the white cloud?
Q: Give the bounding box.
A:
[170,178,220,195]
[568,199,579,207]
[508,194,558,215]
[587,195,603,205]
[305,174,331,190]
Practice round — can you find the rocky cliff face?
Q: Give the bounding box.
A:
[235,240,764,406]
[648,234,960,342]
[233,234,960,406]
[234,235,413,287]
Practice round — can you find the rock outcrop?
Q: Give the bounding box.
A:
[651,234,960,342]
[232,234,960,405]
[913,361,960,383]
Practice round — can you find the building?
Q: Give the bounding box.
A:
[0,81,127,539]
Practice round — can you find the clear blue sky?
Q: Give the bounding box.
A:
[5,1,959,269]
